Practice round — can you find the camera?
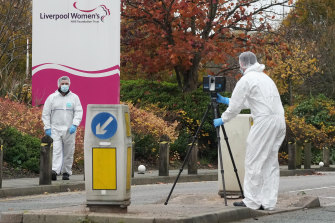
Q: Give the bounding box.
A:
[203,76,226,93]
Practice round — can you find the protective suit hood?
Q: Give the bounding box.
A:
[244,62,265,75]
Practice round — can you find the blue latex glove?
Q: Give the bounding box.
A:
[45,129,51,136]
[69,125,77,134]
[213,118,224,127]
[216,93,229,105]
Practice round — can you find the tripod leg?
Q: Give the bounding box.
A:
[212,102,228,206]
[164,103,212,205]
[216,108,245,199]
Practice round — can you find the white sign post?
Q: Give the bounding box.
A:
[32,0,120,125]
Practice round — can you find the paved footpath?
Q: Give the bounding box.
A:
[0,166,332,223]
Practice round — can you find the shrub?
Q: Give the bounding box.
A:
[0,96,181,169]
[122,102,180,163]
[121,80,180,108]
[0,127,40,173]
[293,94,335,134]
[286,107,329,147]
[285,94,335,166]
[0,97,85,171]
[121,79,236,163]
[311,149,323,164]
[288,94,335,148]
[0,97,44,138]
[133,133,159,162]
[126,102,179,142]
[170,130,192,160]
[73,127,84,170]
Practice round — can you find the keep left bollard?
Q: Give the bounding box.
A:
[39,135,53,185]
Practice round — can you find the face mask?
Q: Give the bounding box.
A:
[60,85,69,93]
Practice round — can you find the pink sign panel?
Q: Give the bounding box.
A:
[32,64,120,125]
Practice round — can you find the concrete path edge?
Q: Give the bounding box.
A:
[0,196,320,223]
[0,169,317,199]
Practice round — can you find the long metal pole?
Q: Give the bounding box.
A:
[211,97,228,205]
[26,38,29,79]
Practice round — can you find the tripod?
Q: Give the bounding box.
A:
[164,93,244,206]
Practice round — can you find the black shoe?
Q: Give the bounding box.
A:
[52,171,57,181]
[62,172,70,180]
[233,201,247,207]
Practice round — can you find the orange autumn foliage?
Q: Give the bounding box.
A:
[1,97,179,167]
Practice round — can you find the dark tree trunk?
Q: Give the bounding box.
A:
[181,68,199,92]
[181,53,201,92]
[174,66,183,90]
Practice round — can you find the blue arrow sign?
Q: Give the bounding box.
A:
[91,112,118,139]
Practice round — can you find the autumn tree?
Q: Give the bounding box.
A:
[0,0,31,99]
[121,0,293,92]
[264,38,319,105]
[282,0,335,99]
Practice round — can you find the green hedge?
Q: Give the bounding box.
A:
[0,127,40,173]
[293,94,335,161]
[293,94,335,129]
[133,133,159,162]
[121,79,237,163]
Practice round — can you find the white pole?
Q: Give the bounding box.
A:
[26,38,29,79]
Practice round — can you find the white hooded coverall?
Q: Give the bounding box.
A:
[221,62,286,210]
[42,90,83,175]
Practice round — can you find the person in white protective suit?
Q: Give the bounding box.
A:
[213,51,286,210]
[42,76,83,181]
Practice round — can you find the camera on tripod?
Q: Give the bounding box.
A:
[203,76,226,93]
[165,75,244,206]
